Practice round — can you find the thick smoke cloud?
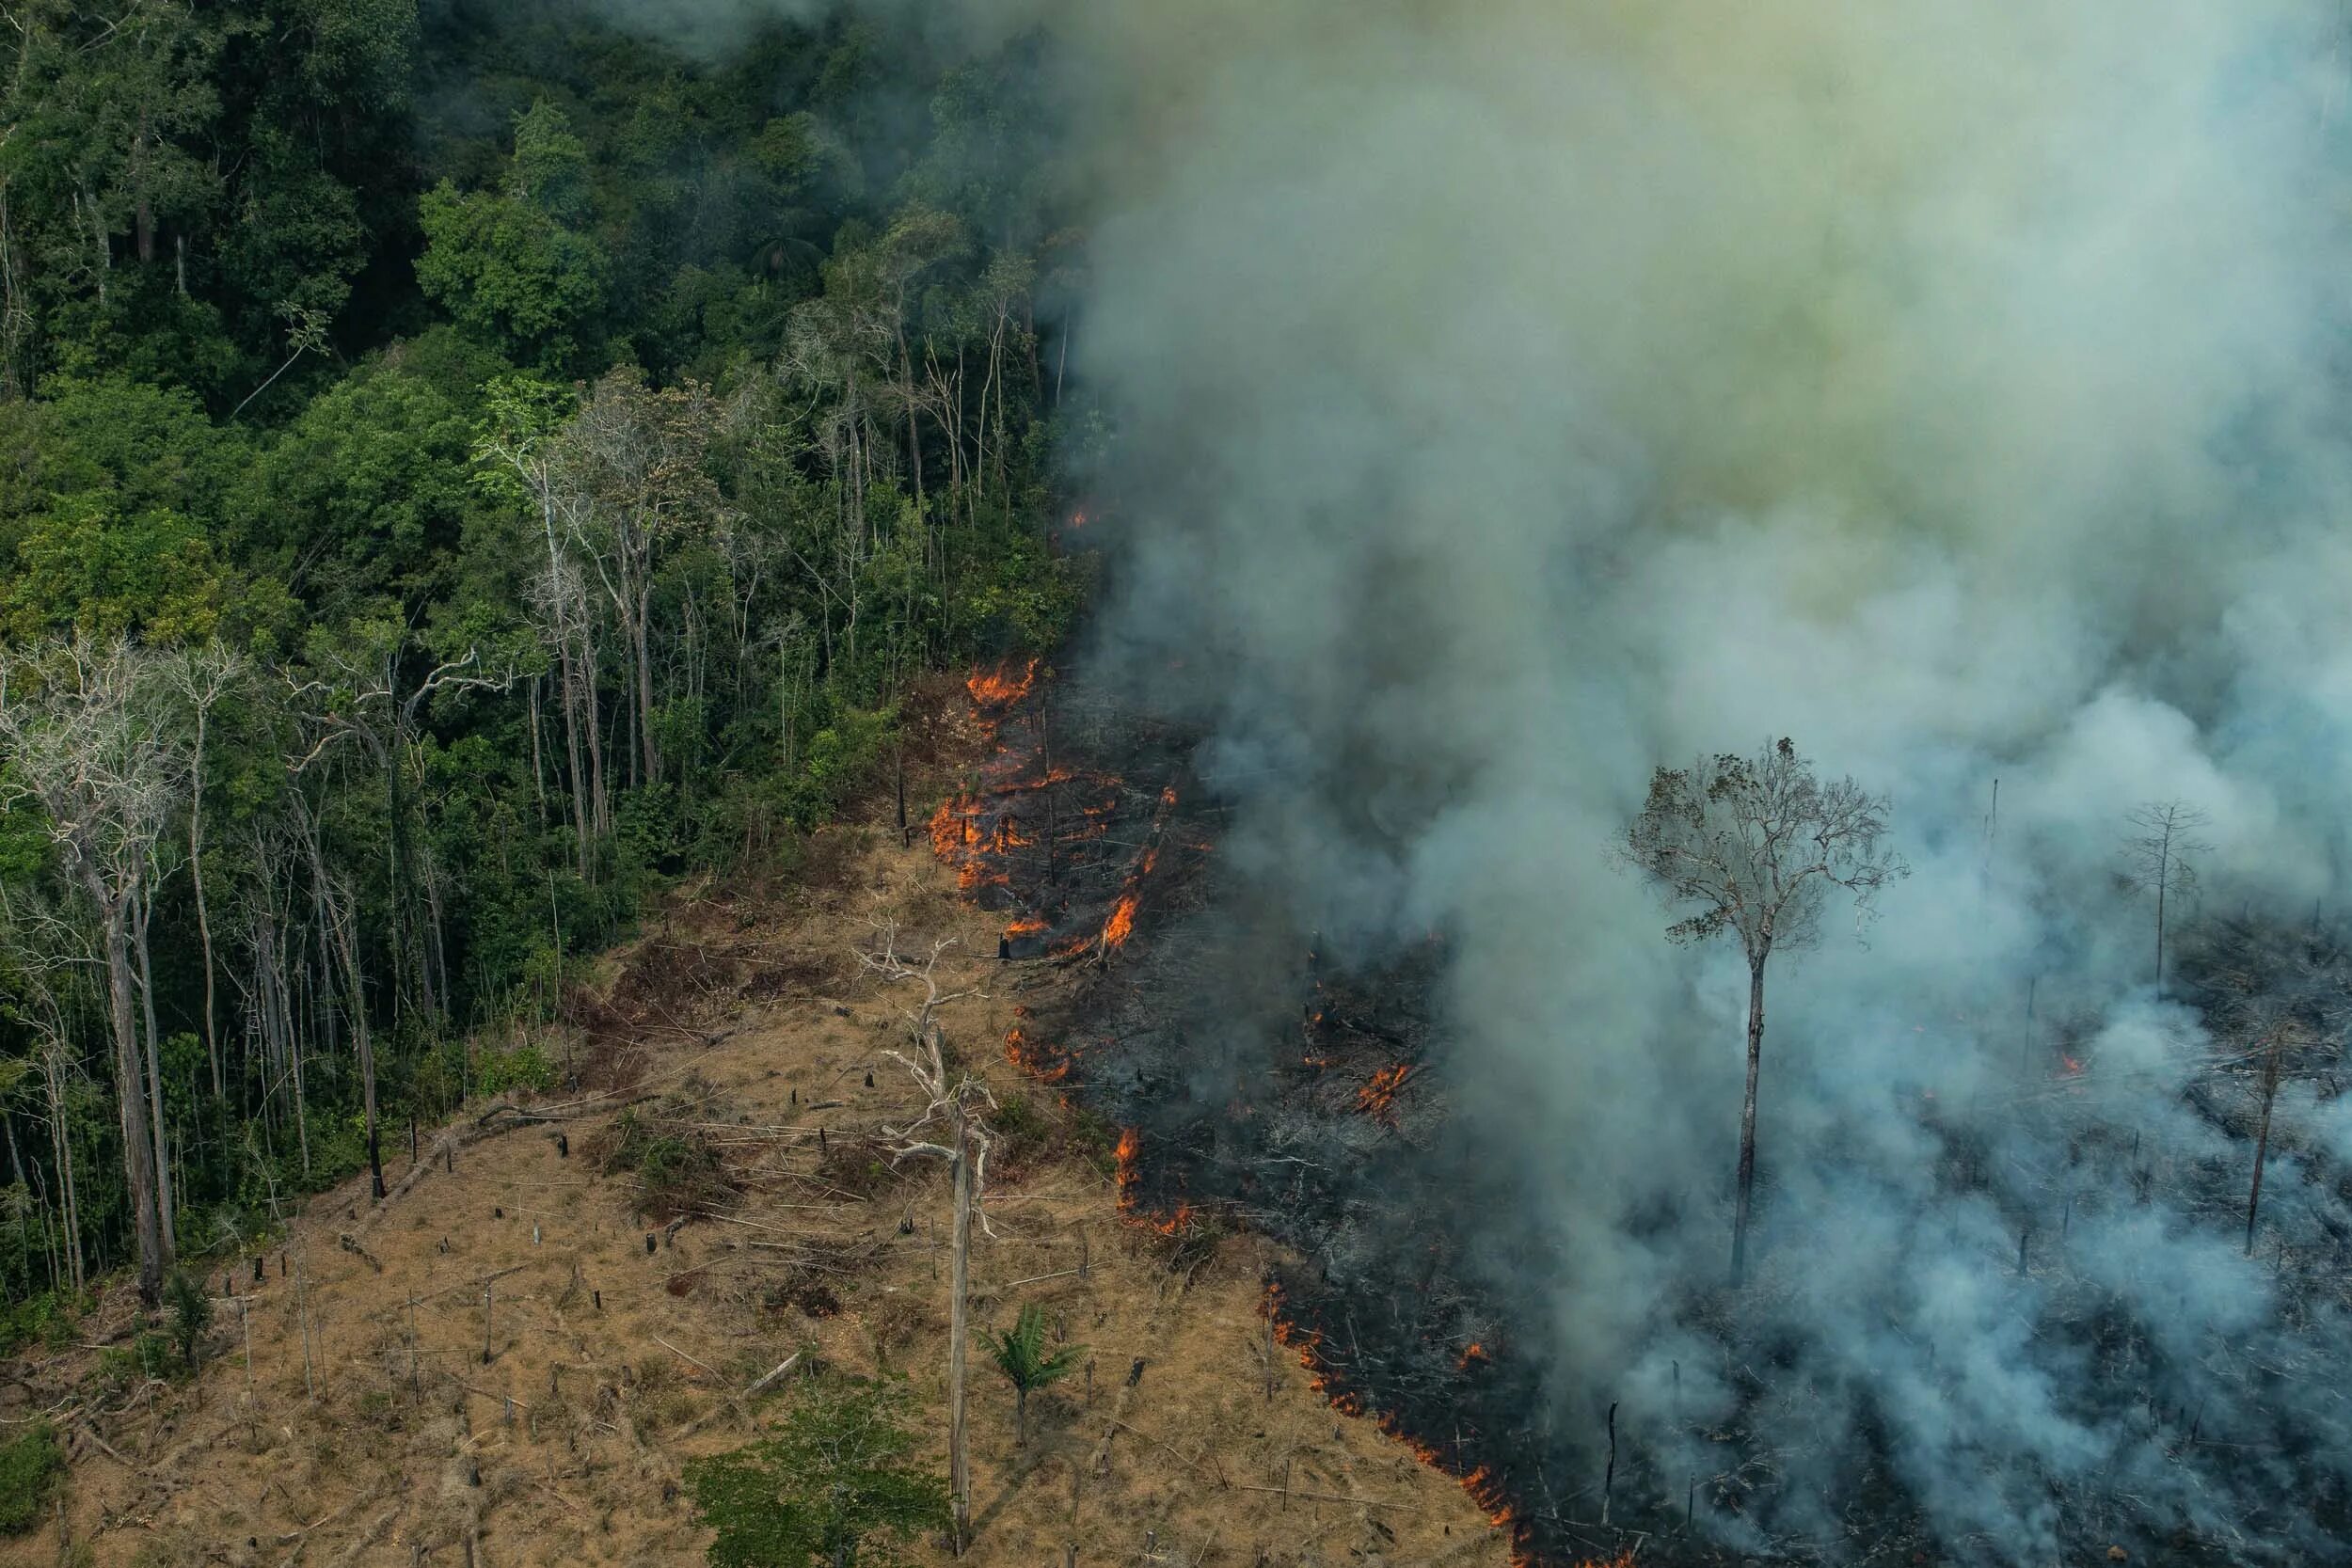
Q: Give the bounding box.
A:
[1047,3,2352,1558]
[607,0,2352,1555]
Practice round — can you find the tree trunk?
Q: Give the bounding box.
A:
[43,1049,83,1291]
[190,711,220,1100]
[342,902,384,1201]
[1730,952,1768,1287]
[133,892,175,1251]
[949,1104,973,1553]
[101,902,167,1305]
[634,587,659,786]
[305,818,383,1200]
[2247,1032,2284,1256]
[1016,1385,1027,1447]
[898,315,924,515]
[584,629,610,838]
[528,672,548,828]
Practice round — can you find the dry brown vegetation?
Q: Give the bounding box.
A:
[6,827,1509,1568]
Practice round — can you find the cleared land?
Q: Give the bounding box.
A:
[11,828,1510,1568]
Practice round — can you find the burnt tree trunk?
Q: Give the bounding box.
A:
[2247,1031,2286,1256]
[1731,949,1769,1286]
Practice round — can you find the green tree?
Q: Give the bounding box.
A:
[981,1302,1078,1446]
[165,1266,212,1372]
[685,1379,949,1568]
[416,102,609,370]
[236,356,486,624]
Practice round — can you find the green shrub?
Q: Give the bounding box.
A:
[474,1040,555,1096]
[603,1105,735,1221]
[0,1291,83,1358]
[685,1378,947,1566]
[166,1270,213,1373]
[0,1422,64,1533]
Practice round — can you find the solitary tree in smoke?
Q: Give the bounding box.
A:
[1623,738,1905,1286]
[2122,801,2209,992]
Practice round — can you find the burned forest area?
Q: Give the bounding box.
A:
[933,654,2352,1568]
[13,1,2352,1567]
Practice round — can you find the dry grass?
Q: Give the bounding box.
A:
[14,832,1509,1568]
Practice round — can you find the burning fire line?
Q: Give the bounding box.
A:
[1262,1279,1548,1561]
[1002,1007,1089,1090]
[1260,1283,1634,1568]
[1083,783,1182,956]
[945,670,1616,1566]
[1109,1124,1196,1236]
[932,660,1200,962]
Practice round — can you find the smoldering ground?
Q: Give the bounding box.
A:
[600,0,2352,1558]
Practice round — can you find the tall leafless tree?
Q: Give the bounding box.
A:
[0,640,184,1303]
[1623,737,1905,1286]
[2122,801,2210,992]
[164,641,245,1101]
[861,922,992,1555]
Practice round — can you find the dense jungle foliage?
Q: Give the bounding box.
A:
[0,0,1086,1321]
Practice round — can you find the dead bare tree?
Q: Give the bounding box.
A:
[2122,801,2211,993]
[1622,737,1905,1286]
[286,631,514,1197]
[0,640,185,1304]
[163,641,246,1101]
[860,921,991,1555]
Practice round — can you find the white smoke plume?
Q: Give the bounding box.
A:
[602,0,2352,1555]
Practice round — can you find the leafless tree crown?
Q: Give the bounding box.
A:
[859,920,997,1230]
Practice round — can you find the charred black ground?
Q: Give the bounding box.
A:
[931,657,2352,1568]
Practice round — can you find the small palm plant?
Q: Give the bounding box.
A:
[981,1304,1080,1445]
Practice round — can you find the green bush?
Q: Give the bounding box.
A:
[0,1291,83,1358]
[474,1040,556,1096]
[0,1421,63,1534]
[603,1106,735,1221]
[166,1270,213,1373]
[685,1378,947,1566]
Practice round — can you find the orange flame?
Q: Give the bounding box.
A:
[1100,845,1160,950]
[1358,1063,1415,1126]
[1114,1126,1143,1213]
[1456,1341,1489,1370]
[965,657,1038,707]
[1103,892,1139,949]
[1003,1025,1073,1085]
[1107,1126,1199,1235]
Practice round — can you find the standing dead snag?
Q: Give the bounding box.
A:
[2122,801,2210,993]
[861,921,993,1555]
[1622,737,1904,1285]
